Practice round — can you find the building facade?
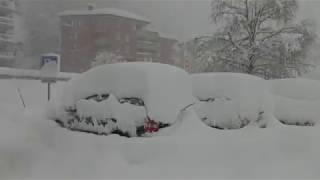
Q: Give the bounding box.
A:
[59,6,178,72]
[0,0,21,67]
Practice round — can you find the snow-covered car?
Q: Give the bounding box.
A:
[192,73,280,129]
[268,78,320,126]
[47,62,194,137]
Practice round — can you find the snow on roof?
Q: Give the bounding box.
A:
[59,8,150,23]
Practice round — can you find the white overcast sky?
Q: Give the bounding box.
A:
[109,0,320,41]
[24,0,320,41]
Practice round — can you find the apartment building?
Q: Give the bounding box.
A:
[0,0,21,67]
[59,6,178,72]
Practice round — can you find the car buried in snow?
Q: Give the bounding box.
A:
[192,73,281,130]
[47,62,194,137]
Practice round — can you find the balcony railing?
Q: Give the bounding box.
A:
[0,16,12,24]
[0,33,14,43]
[0,5,15,16]
[0,51,14,60]
[137,30,159,42]
[137,40,159,52]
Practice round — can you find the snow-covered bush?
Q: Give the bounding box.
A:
[47,62,194,137]
[192,73,280,129]
[91,51,125,67]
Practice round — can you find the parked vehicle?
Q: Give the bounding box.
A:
[192,73,280,129]
[48,62,194,137]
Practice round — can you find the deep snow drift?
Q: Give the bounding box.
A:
[1,73,320,178]
[1,106,320,179]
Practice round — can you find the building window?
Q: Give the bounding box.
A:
[72,43,77,51]
[116,32,121,41]
[117,21,121,30]
[125,35,130,43]
[126,46,130,55]
[67,20,74,27]
[70,32,78,41]
[74,32,78,40]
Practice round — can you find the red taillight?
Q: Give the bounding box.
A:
[144,117,159,133]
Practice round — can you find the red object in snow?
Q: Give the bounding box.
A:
[144,117,159,133]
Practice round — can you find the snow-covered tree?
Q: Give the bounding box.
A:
[193,0,316,78]
[91,51,125,67]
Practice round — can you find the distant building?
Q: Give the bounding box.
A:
[59,5,178,72]
[0,0,21,67]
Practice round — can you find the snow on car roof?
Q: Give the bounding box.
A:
[59,8,150,23]
[192,73,263,100]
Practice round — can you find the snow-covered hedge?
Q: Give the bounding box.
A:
[192,73,280,129]
[48,62,194,137]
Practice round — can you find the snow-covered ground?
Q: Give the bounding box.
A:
[1,78,320,179]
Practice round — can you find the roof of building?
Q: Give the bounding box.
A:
[59,8,150,23]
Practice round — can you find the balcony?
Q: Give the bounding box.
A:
[0,18,13,32]
[137,40,159,52]
[0,16,12,24]
[0,51,14,60]
[0,33,14,43]
[0,5,15,16]
[137,30,159,42]
[94,37,112,49]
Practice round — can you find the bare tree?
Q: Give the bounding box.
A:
[192,0,316,78]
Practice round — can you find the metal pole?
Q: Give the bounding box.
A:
[48,83,51,101]
[17,88,26,108]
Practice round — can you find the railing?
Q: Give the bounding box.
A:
[0,5,15,15]
[137,41,159,52]
[0,16,12,24]
[137,30,159,42]
[0,33,14,42]
[0,51,14,59]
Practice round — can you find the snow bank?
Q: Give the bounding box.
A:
[0,67,75,80]
[302,67,320,80]
[49,63,194,135]
[268,78,320,101]
[192,73,280,129]
[2,78,320,178]
[2,108,320,179]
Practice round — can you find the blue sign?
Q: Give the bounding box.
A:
[41,56,58,68]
